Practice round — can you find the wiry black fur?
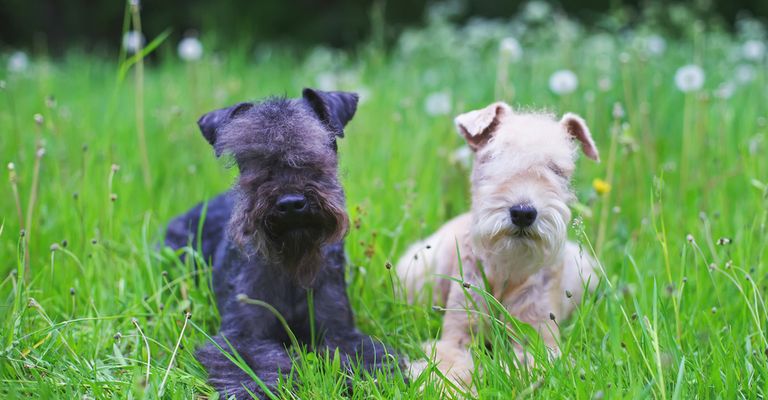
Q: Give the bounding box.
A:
[165,89,396,399]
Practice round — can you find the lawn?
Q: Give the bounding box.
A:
[2,3,768,399]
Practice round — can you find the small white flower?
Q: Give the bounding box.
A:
[598,77,612,92]
[450,146,473,169]
[523,1,551,21]
[549,69,578,95]
[735,64,755,84]
[315,72,337,91]
[178,37,203,61]
[424,91,451,116]
[8,51,29,73]
[122,31,144,54]
[354,86,371,104]
[674,64,705,93]
[715,82,735,99]
[645,35,666,56]
[499,37,523,62]
[742,40,765,61]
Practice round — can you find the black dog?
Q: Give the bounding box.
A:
[165,89,395,398]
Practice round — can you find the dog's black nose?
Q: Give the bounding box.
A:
[510,204,537,228]
[276,194,308,215]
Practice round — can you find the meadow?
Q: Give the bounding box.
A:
[2,2,768,398]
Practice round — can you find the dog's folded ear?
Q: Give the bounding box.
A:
[197,102,254,151]
[302,88,359,138]
[455,102,511,151]
[560,113,600,162]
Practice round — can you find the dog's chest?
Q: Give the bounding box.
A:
[493,267,559,323]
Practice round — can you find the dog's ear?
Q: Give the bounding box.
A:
[561,112,600,162]
[454,102,510,151]
[302,88,359,138]
[197,102,254,149]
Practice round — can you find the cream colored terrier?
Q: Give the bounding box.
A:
[397,101,600,387]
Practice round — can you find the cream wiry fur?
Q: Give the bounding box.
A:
[397,102,600,389]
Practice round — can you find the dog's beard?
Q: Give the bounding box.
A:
[471,199,569,284]
[228,188,349,286]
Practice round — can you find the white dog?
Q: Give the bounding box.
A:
[397,101,600,387]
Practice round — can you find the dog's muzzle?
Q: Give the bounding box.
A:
[266,193,331,237]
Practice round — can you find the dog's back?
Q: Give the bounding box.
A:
[165,191,234,263]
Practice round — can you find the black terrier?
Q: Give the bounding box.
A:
[165,89,395,398]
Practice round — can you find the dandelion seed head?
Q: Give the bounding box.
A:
[674,64,705,92]
[549,70,578,95]
[315,72,337,91]
[645,35,667,56]
[619,52,631,64]
[122,31,144,54]
[499,37,523,61]
[8,51,29,73]
[735,64,755,84]
[742,39,765,61]
[450,145,473,169]
[178,37,203,62]
[612,102,625,119]
[715,82,736,100]
[523,1,551,21]
[598,77,612,92]
[424,91,451,116]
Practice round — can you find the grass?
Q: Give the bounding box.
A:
[2,4,768,399]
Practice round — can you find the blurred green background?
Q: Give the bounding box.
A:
[1,0,767,52]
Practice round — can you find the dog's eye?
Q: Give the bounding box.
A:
[548,163,566,178]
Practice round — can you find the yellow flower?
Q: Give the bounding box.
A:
[593,178,612,195]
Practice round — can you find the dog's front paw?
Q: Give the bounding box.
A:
[408,340,476,391]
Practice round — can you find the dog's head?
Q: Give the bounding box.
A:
[197,88,357,284]
[455,102,599,277]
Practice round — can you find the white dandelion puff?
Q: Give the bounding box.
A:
[735,64,755,84]
[715,82,736,100]
[499,37,523,62]
[315,72,337,91]
[523,1,551,21]
[450,146,473,169]
[598,77,612,92]
[674,64,705,92]
[549,70,578,95]
[354,86,371,105]
[424,91,452,116]
[742,40,765,61]
[8,51,29,73]
[645,35,666,56]
[122,31,145,54]
[178,37,203,61]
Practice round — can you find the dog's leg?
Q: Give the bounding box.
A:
[197,335,293,400]
[423,265,487,389]
[312,262,395,373]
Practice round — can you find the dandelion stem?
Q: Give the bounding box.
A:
[130,2,152,191]
[23,145,44,283]
[159,313,191,396]
[595,109,620,255]
[132,317,152,384]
